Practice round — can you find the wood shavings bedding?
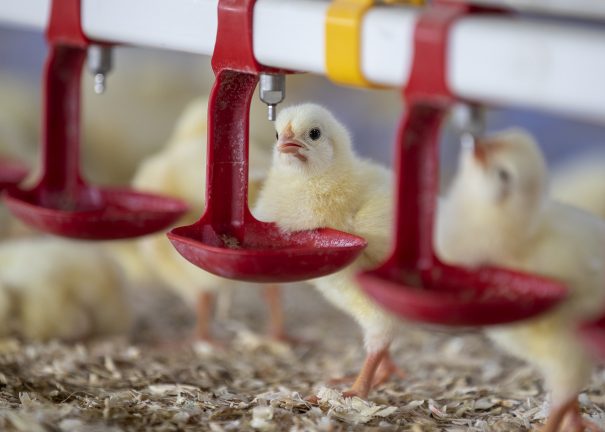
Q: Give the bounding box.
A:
[0,286,602,431]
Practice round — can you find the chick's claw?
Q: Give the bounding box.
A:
[341,389,364,399]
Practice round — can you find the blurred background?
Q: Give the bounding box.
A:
[2,25,604,189]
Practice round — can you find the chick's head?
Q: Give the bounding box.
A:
[273,103,353,175]
[456,128,548,219]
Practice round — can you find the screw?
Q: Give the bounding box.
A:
[87,45,112,94]
[451,103,485,138]
[259,73,286,121]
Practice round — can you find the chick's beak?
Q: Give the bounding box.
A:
[277,140,305,154]
[276,124,308,162]
[277,139,308,163]
[472,139,489,166]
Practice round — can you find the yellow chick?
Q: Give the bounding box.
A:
[131,97,288,343]
[435,129,605,432]
[0,237,131,342]
[253,103,402,399]
[551,153,605,220]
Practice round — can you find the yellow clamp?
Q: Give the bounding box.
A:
[326,0,425,88]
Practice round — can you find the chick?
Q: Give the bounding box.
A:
[0,237,131,341]
[131,97,289,343]
[551,153,605,220]
[254,103,402,399]
[435,129,605,432]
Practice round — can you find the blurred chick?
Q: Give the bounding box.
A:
[254,103,402,399]
[0,74,37,240]
[435,129,605,432]
[0,74,39,165]
[131,97,289,343]
[551,152,605,220]
[0,237,131,342]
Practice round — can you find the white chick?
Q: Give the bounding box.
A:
[0,237,131,341]
[435,129,605,432]
[551,153,605,220]
[131,97,289,343]
[254,103,402,399]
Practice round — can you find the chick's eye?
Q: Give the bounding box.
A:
[309,127,321,141]
[496,167,511,184]
[275,131,278,140]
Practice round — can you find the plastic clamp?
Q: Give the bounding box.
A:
[326,0,427,87]
[325,0,376,87]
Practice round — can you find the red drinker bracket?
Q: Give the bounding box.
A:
[358,1,567,326]
[3,0,188,240]
[167,0,367,282]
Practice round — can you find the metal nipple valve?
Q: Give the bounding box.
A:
[451,103,485,151]
[259,73,286,121]
[87,45,113,94]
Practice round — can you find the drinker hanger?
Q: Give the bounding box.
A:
[358,1,566,326]
[167,0,367,283]
[0,158,28,192]
[3,0,188,240]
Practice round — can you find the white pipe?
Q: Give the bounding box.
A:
[0,0,50,30]
[450,17,605,123]
[470,0,605,20]
[82,0,218,54]
[1,0,605,122]
[253,0,330,75]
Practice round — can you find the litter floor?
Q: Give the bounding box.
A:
[0,284,603,431]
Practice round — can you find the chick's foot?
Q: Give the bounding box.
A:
[372,352,406,387]
[329,353,404,388]
[263,284,301,345]
[343,347,389,399]
[541,399,603,432]
[306,347,389,403]
[562,400,603,432]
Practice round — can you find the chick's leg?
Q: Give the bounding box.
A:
[154,291,220,350]
[372,351,406,387]
[342,346,389,399]
[263,284,300,344]
[194,291,216,342]
[541,399,575,432]
[263,284,286,340]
